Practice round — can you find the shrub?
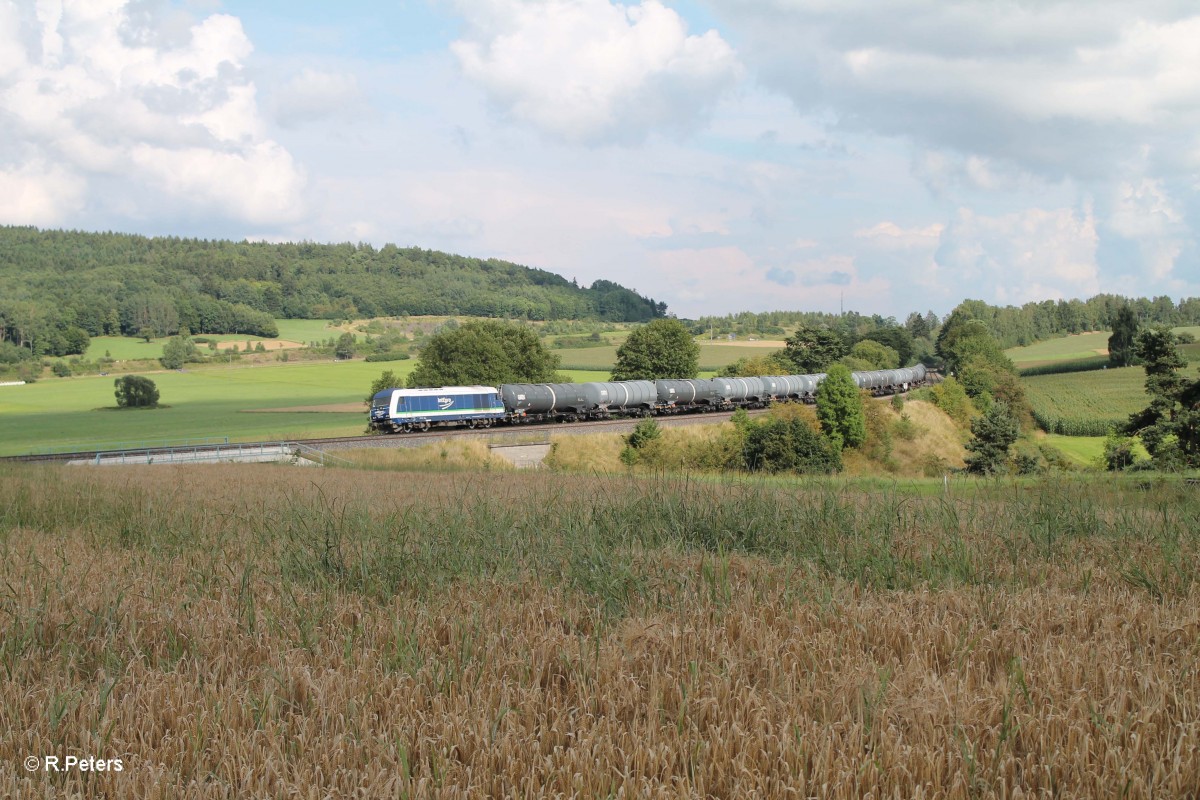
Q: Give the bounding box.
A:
[920,453,950,477]
[929,376,974,426]
[365,351,412,362]
[892,412,921,442]
[743,416,841,474]
[621,418,664,466]
[51,361,71,377]
[1103,431,1138,471]
[964,402,1019,475]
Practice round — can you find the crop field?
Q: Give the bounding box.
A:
[1023,366,1149,436]
[1,465,1197,798]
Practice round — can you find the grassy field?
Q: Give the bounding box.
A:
[274,318,349,343]
[1023,366,1148,436]
[1,465,1197,797]
[0,361,613,455]
[1005,332,1110,368]
[1007,325,1200,369]
[81,320,346,362]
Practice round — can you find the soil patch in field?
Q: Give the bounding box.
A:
[213,339,304,351]
[704,339,786,347]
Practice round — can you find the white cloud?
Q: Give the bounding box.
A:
[271,68,364,128]
[854,221,944,251]
[450,0,742,144]
[1108,179,1188,280]
[713,1,1200,178]
[0,160,85,225]
[934,207,1100,304]
[0,0,306,226]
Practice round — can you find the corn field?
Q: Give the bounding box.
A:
[1024,366,1148,436]
[2,464,1199,798]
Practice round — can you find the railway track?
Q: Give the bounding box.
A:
[1,407,770,464]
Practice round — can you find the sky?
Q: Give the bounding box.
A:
[1,0,1198,319]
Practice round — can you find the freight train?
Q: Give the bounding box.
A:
[368,365,928,434]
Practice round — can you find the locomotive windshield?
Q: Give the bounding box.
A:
[371,394,392,410]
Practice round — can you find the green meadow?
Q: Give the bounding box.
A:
[79,319,350,362]
[1006,332,1110,368]
[275,318,349,343]
[1007,325,1200,369]
[0,361,613,456]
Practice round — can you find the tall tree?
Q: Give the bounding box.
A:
[1125,326,1199,468]
[815,364,866,451]
[407,321,560,387]
[611,318,699,381]
[1107,305,1139,368]
[160,333,198,369]
[782,325,847,373]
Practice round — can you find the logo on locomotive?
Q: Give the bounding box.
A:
[437,397,454,410]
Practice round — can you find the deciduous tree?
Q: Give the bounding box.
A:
[815,364,866,450]
[611,318,699,381]
[408,321,560,387]
[782,325,846,373]
[114,375,159,408]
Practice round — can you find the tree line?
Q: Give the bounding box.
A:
[0,226,667,365]
[695,293,1200,351]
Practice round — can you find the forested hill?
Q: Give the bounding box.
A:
[0,226,666,337]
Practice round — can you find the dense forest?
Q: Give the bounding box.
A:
[0,226,666,360]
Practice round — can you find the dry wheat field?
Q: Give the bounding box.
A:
[1,464,1198,798]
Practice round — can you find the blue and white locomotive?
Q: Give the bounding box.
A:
[369,386,505,433]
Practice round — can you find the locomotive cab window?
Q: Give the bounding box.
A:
[371,394,391,410]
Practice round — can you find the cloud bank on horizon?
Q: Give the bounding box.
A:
[0,0,1196,318]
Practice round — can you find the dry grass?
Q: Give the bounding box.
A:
[548,400,967,478]
[844,400,968,477]
[338,440,514,471]
[2,465,1198,798]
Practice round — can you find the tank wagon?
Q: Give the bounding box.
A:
[371,366,931,433]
